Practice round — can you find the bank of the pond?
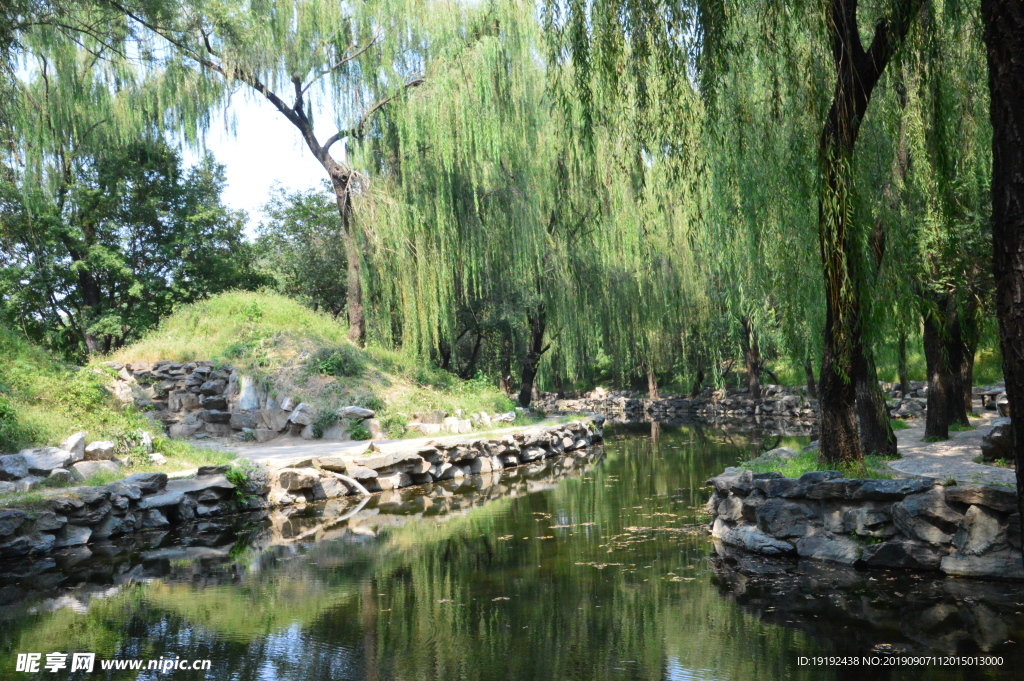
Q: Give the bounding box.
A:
[706,468,1022,579]
[0,419,603,560]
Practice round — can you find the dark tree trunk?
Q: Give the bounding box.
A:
[945,314,969,427]
[459,331,484,380]
[328,173,365,346]
[898,331,910,399]
[499,335,514,396]
[817,0,922,465]
[438,339,452,371]
[959,305,980,415]
[517,309,547,408]
[690,369,705,398]
[854,345,898,456]
[983,0,1024,553]
[804,357,818,399]
[740,316,761,399]
[646,364,659,400]
[923,312,950,440]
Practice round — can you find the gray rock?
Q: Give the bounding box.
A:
[31,511,65,532]
[174,496,197,522]
[337,406,375,420]
[311,475,349,500]
[91,512,135,540]
[230,410,260,430]
[199,409,232,424]
[782,470,843,498]
[142,509,170,528]
[199,379,227,396]
[376,472,412,490]
[941,550,1024,579]
[952,505,1008,556]
[711,517,795,556]
[0,454,29,480]
[300,424,317,440]
[280,397,296,411]
[414,410,447,424]
[137,489,184,509]
[84,440,115,460]
[892,489,964,544]
[121,472,167,493]
[47,469,75,485]
[861,537,946,570]
[0,532,55,556]
[795,534,863,565]
[255,428,279,443]
[717,495,745,522]
[822,501,896,538]
[262,408,291,432]
[139,430,153,453]
[288,403,315,426]
[0,510,26,537]
[70,460,121,481]
[753,476,798,497]
[980,423,1012,462]
[61,432,87,462]
[235,375,261,410]
[755,498,818,538]
[944,484,1017,512]
[200,395,228,410]
[22,447,73,474]
[53,523,91,548]
[278,468,319,491]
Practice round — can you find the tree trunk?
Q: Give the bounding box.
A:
[517,309,547,408]
[460,331,484,380]
[960,305,980,415]
[854,344,898,456]
[690,369,705,398]
[646,364,659,400]
[804,357,818,399]
[817,0,922,465]
[897,331,910,399]
[982,0,1024,553]
[328,173,365,346]
[740,316,761,399]
[945,314,969,427]
[922,312,950,441]
[499,336,514,396]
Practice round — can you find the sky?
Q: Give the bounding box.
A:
[183,94,336,230]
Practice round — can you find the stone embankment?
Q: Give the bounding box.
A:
[101,359,517,443]
[0,446,605,613]
[0,419,603,560]
[706,468,1023,580]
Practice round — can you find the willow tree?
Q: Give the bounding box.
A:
[110,0,453,346]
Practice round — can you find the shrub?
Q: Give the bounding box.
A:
[312,410,338,438]
[309,346,365,378]
[348,420,372,440]
[380,413,407,438]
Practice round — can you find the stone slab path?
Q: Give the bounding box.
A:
[889,413,1016,488]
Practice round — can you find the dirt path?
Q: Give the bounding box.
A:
[889,413,1015,488]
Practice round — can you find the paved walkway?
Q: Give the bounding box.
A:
[889,413,1016,488]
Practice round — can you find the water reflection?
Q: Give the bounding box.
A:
[0,425,1019,681]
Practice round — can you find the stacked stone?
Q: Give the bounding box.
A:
[0,432,144,494]
[706,468,1023,580]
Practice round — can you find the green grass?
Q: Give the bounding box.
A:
[889,419,910,430]
[742,449,896,480]
[949,422,975,431]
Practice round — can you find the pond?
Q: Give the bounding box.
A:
[0,423,1021,680]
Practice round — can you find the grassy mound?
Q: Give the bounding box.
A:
[110,290,516,430]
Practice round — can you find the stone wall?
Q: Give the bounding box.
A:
[706,468,1023,580]
[0,419,603,560]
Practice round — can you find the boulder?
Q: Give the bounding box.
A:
[711,517,795,556]
[311,475,349,500]
[53,523,91,548]
[980,422,1013,462]
[121,472,167,493]
[822,501,895,538]
[892,489,963,544]
[0,454,29,481]
[952,505,1008,556]
[230,410,260,430]
[199,379,227,396]
[199,409,232,424]
[941,550,1024,579]
[0,510,26,537]
[142,509,171,528]
[781,470,843,498]
[289,403,315,426]
[414,410,447,424]
[366,418,386,439]
[280,397,297,411]
[755,498,818,538]
[944,484,1017,512]
[91,512,136,540]
[30,511,65,532]
[84,441,116,460]
[61,432,87,462]
[21,447,73,475]
[861,537,946,570]
[47,469,75,485]
[262,408,291,432]
[235,376,261,410]
[70,460,121,481]
[376,472,412,490]
[200,395,228,410]
[255,428,279,443]
[717,495,745,522]
[408,423,442,435]
[795,534,862,565]
[278,468,319,491]
[337,406,375,420]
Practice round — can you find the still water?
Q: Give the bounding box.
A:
[1,423,1022,680]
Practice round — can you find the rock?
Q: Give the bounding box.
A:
[469,457,495,474]
[892,489,963,544]
[278,468,319,491]
[711,518,795,556]
[782,470,843,498]
[148,453,167,465]
[197,465,231,476]
[755,498,818,538]
[235,376,261,410]
[520,446,546,463]
[139,431,153,454]
[53,524,91,548]
[311,475,349,500]
[366,418,385,439]
[91,512,135,540]
[199,379,228,396]
[0,510,26,537]
[289,403,315,426]
[175,496,198,522]
[230,410,260,430]
[84,441,116,460]
[280,397,296,411]
[337,406,375,420]
[200,395,228,410]
[414,410,447,424]
[408,423,442,435]
[996,393,1010,417]
[70,460,121,481]
[944,484,1017,512]
[941,550,1024,579]
[169,421,201,439]
[31,511,65,532]
[861,537,946,570]
[429,462,453,480]
[121,472,167,493]
[795,534,862,565]
[952,505,1008,556]
[822,501,895,538]
[142,509,170,528]
[443,416,460,432]
[21,447,73,474]
[0,533,55,556]
[262,408,291,432]
[255,428,279,443]
[300,424,317,440]
[980,423,1013,462]
[0,454,29,480]
[376,472,412,490]
[47,469,75,485]
[199,409,232,424]
[61,432,87,462]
